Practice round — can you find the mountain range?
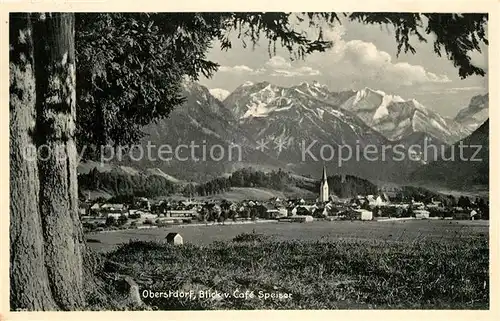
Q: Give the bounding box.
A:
[83,80,488,190]
[339,88,474,144]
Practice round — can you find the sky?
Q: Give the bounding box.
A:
[199,15,489,118]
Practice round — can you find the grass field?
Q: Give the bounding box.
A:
[87,220,489,310]
[86,219,488,253]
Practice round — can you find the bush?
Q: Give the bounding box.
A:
[129,213,141,219]
[144,218,154,225]
[453,212,470,220]
[232,232,270,243]
[117,214,128,226]
[378,206,395,217]
[105,216,117,227]
[428,208,449,218]
[83,222,97,233]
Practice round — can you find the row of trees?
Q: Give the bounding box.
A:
[181,168,295,197]
[229,168,294,190]
[326,175,378,198]
[198,203,271,223]
[78,168,175,197]
[182,177,231,197]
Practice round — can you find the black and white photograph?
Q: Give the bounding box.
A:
[6,5,494,314]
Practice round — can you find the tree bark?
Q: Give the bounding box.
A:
[10,12,58,311]
[10,12,85,311]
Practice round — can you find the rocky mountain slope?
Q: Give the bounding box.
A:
[454,93,489,131]
[409,120,489,189]
[114,81,285,181]
[339,88,472,144]
[223,81,420,181]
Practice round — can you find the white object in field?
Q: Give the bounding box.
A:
[166,232,183,245]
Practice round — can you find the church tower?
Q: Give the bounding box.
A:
[319,165,329,203]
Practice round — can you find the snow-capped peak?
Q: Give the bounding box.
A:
[242,81,254,87]
[411,98,427,110]
[312,80,322,88]
[209,88,231,102]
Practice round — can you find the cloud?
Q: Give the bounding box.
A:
[418,86,485,95]
[265,56,292,69]
[218,65,260,74]
[310,26,451,87]
[219,56,321,78]
[270,66,321,77]
[264,56,321,77]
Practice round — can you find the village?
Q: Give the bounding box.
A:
[80,167,488,234]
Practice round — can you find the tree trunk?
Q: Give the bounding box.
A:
[10,12,58,311]
[10,12,85,311]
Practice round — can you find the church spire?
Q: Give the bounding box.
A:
[321,165,328,182]
[319,165,329,203]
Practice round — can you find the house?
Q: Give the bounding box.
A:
[269,197,283,205]
[277,206,288,217]
[289,204,317,216]
[89,203,101,216]
[78,203,89,216]
[260,204,287,219]
[182,199,201,207]
[414,209,430,219]
[132,197,151,210]
[354,209,373,221]
[428,199,443,208]
[470,209,479,220]
[101,203,127,217]
[105,212,126,220]
[128,209,156,221]
[167,209,197,217]
[290,215,314,223]
[412,202,425,210]
[165,233,183,245]
[368,194,388,207]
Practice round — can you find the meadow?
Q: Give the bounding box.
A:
[86,220,489,310]
[86,219,488,252]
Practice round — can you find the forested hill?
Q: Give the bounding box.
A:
[78,166,380,199]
